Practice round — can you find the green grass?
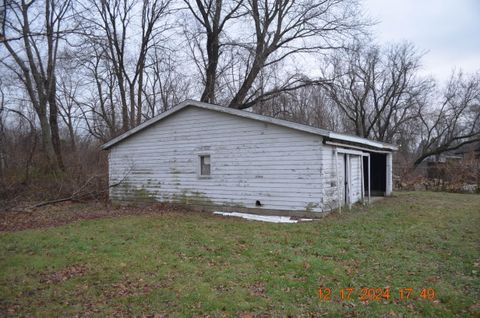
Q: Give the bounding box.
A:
[0,192,479,317]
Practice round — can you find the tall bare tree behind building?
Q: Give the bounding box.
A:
[324,42,433,143]
[184,0,364,109]
[414,71,480,166]
[76,0,172,133]
[183,0,245,104]
[1,0,73,170]
[226,0,364,109]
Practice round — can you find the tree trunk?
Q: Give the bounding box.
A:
[38,112,56,169]
[49,105,64,170]
[201,33,220,103]
[129,83,136,128]
[136,71,144,126]
[68,121,76,151]
[48,76,65,170]
[229,58,264,109]
[118,75,129,133]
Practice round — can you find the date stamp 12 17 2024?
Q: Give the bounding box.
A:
[318,287,436,302]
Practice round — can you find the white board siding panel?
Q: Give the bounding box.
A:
[108,107,327,212]
[317,147,339,209]
[349,155,362,204]
[335,153,345,206]
[318,148,363,208]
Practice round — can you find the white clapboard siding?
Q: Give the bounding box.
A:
[316,150,363,208]
[336,153,346,206]
[109,107,329,212]
[349,155,362,203]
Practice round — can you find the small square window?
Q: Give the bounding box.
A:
[200,155,211,176]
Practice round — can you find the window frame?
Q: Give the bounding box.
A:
[197,153,212,178]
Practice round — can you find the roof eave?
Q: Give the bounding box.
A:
[327,132,398,151]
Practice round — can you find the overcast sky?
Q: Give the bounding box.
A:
[363,0,480,82]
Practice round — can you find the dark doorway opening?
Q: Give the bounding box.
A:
[369,153,387,196]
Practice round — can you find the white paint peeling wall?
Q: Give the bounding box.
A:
[349,155,362,204]
[319,148,343,210]
[109,107,328,212]
[319,149,364,208]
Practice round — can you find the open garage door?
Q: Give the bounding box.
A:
[363,153,389,196]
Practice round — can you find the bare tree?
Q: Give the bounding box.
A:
[226,0,363,109]
[143,48,191,118]
[56,54,83,151]
[79,44,120,141]
[252,84,343,131]
[1,0,73,170]
[0,76,38,185]
[324,42,432,142]
[4,107,37,184]
[183,0,244,103]
[77,0,172,132]
[414,71,480,166]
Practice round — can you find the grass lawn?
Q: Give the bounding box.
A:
[0,191,479,317]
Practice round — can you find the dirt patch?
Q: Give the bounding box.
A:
[39,264,89,284]
[249,281,267,297]
[102,278,163,299]
[0,201,195,232]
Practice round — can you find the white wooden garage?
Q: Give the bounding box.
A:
[102,100,397,216]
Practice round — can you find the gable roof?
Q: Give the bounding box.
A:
[101,99,398,151]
